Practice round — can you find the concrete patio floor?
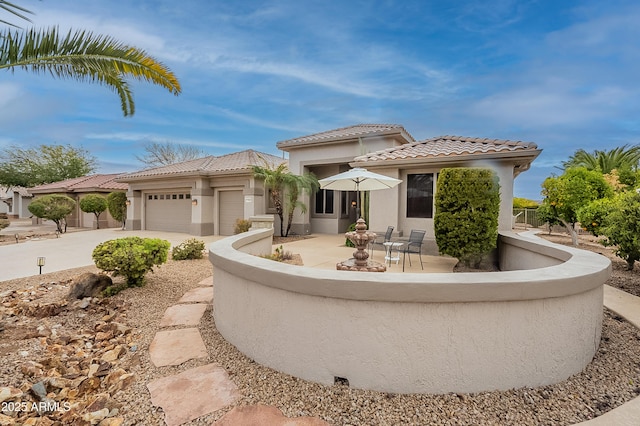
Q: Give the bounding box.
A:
[273,234,458,273]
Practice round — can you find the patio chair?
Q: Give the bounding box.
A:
[368,226,394,260]
[402,229,426,272]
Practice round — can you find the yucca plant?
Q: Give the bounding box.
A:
[0,26,181,116]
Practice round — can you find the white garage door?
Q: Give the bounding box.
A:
[145,191,191,233]
[219,191,244,236]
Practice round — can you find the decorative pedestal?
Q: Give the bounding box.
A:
[337,218,386,272]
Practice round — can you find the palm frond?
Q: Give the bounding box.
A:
[0,0,33,28]
[0,27,181,116]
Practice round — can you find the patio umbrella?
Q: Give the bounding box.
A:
[318,168,402,218]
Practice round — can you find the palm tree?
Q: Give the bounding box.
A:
[252,159,290,237]
[284,172,319,237]
[562,145,640,174]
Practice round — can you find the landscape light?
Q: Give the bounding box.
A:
[36,257,46,274]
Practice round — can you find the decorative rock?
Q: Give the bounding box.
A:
[0,414,14,426]
[0,386,22,403]
[98,418,124,426]
[197,276,213,286]
[67,273,112,300]
[215,404,331,425]
[82,407,110,424]
[101,346,125,362]
[30,381,48,401]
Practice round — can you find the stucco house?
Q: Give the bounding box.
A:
[117,123,541,240]
[0,186,32,218]
[28,174,127,229]
[117,150,284,236]
[278,124,541,239]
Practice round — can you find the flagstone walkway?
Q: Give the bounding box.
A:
[146,276,330,426]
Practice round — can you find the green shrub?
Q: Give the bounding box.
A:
[172,238,205,260]
[234,218,251,234]
[598,191,640,270]
[28,194,76,233]
[92,237,170,287]
[577,197,615,236]
[513,197,539,209]
[434,168,500,268]
[107,192,127,228]
[345,222,357,247]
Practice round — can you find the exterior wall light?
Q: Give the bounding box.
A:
[125,199,131,206]
[37,257,45,274]
[351,200,357,208]
[192,199,198,206]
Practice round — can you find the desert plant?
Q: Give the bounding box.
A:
[79,194,108,228]
[92,237,170,287]
[434,168,500,268]
[171,238,205,260]
[261,245,293,262]
[234,218,251,234]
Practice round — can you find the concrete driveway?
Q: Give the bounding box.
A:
[0,220,224,282]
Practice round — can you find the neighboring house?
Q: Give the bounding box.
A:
[28,174,128,229]
[116,150,285,236]
[277,124,541,238]
[0,186,33,218]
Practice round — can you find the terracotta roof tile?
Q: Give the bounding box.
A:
[276,124,415,148]
[29,174,127,193]
[118,150,285,181]
[353,135,539,163]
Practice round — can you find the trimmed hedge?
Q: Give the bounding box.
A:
[434,168,500,268]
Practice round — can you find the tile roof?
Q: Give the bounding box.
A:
[117,150,285,181]
[353,135,540,163]
[276,124,415,149]
[29,174,128,193]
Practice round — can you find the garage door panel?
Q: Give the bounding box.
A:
[219,191,243,236]
[145,192,191,233]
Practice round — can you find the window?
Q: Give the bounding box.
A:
[407,173,434,218]
[315,189,334,214]
[179,194,184,199]
[172,194,177,199]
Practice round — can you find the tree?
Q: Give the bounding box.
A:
[251,157,317,237]
[0,144,96,187]
[284,172,319,237]
[28,194,75,233]
[598,192,640,270]
[136,142,206,167]
[434,168,500,268]
[562,145,640,174]
[0,4,181,116]
[540,167,612,245]
[79,194,108,229]
[107,191,127,229]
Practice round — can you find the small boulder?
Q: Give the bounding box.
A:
[67,273,112,300]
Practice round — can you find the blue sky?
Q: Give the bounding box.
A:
[1,0,638,200]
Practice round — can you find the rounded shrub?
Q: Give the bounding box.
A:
[92,237,170,287]
[171,238,206,260]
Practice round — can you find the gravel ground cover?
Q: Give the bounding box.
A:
[1,232,640,425]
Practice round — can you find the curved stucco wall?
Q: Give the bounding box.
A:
[209,229,611,394]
